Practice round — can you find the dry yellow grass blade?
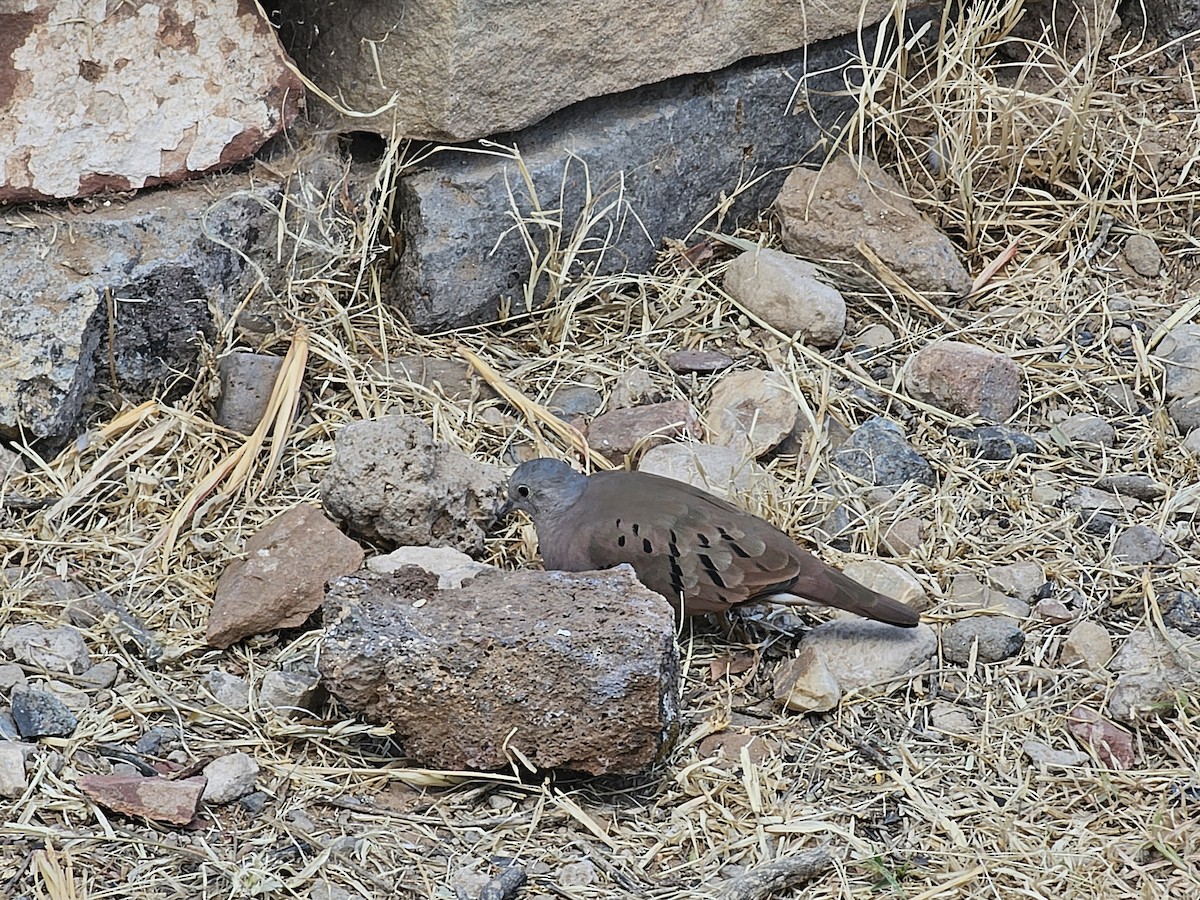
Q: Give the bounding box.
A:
[149,325,309,565]
[32,842,76,900]
[457,345,613,471]
[41,414,174,531]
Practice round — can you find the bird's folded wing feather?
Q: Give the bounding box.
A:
[562,472,809,613]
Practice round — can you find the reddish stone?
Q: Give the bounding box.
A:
[1067,706,1135,769]
[207,505,364,648]
[79,774,207,826]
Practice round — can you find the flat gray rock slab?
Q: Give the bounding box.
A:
[388,33,869,331]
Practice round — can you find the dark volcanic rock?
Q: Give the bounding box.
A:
[834,416,935,487]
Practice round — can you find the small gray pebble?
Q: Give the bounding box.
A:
[942,618,1026,664]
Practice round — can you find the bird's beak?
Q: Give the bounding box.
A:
[495,498,514,520]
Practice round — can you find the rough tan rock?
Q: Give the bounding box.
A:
[282,0,915,140]
[775,156,971,296]
[840,560,929,611]
[1060,620,1114,670]
[1107,626,1200,723]
[723,248,846,346]
[320,566,680,775]
[0,0,301,202]
[0,743,28,799]
[705,370,799,458]
[320,415,505,554]
[207,504,364,649]
[775,620,937,713]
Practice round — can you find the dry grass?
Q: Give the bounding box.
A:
[3,0,1200,897]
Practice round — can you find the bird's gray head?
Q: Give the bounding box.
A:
[500,458,588,522]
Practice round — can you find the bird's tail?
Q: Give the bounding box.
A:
[774,568,921,627]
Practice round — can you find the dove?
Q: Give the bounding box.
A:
[500,458,920,627]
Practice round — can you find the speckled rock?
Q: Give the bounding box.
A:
[942,617,1026,664]
[0,0,301,203]
[775,156,971,295]
[904,341,1022,421]
[321,415,505,553]
[833,416,934,487]
[320,566,679,774]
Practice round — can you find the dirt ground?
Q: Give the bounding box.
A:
[2,1,1199,898]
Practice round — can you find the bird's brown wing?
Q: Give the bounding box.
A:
[545,470,919,626]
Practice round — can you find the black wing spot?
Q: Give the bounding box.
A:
[667,530,685,595]
[616,518,622,528]
[632,522,640,536]
[668,554,684,596]
[697,553,727,588]
[642,538,653,554]
[617,534,626,548]
[697,532,711,548]
[716,527,751,558]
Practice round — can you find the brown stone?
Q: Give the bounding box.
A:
[1067,706,1135,769]
[666,350,735,374]
[903,341,1022,421]
[587,401,698,462]
[79,774,207,826]
[207,504,364,649]
[0,1,301,203]
[320,567,680,775]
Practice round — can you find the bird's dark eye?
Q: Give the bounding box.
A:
[517,484,530,498]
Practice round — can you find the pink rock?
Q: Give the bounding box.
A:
[587,401,698,462]
[79,774,207,826]
[1067,706,1135,769]
[207,505,364,649]
[904,341,1022,421]
[0,1,302,203]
